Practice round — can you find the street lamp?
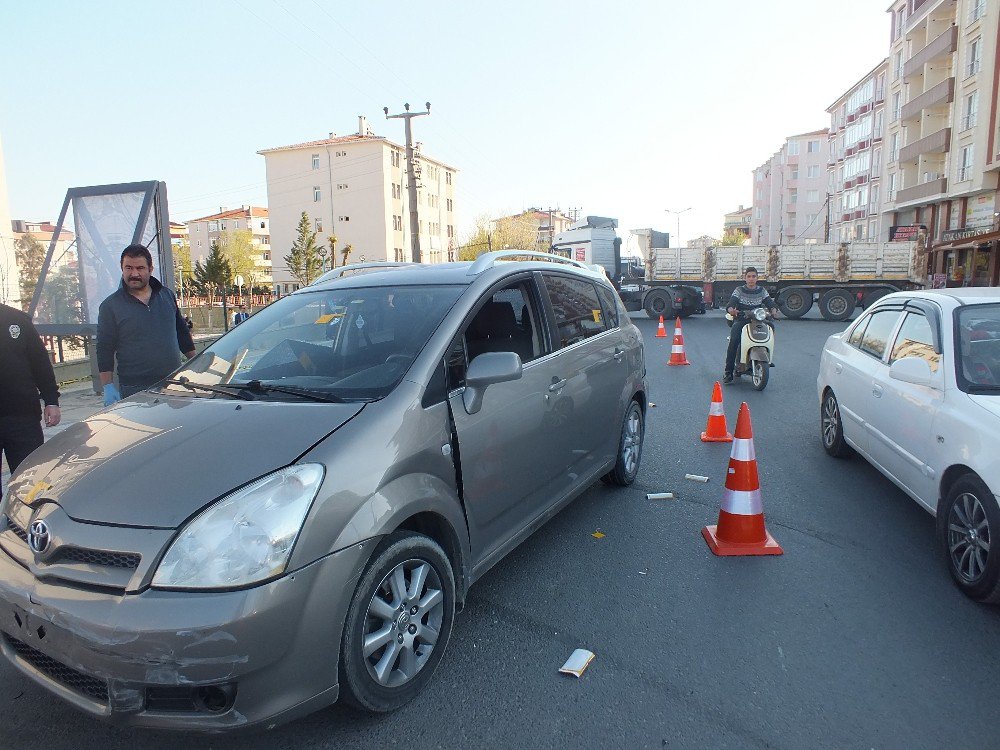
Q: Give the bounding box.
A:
[665,207,693,248]
[318,246,328,274]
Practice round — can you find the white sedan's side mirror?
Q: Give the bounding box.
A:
[889,356,937,388]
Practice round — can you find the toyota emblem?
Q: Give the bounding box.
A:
[28,520,51,553]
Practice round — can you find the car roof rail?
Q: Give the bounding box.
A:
[467,249,593,276]
[312,262,418,285]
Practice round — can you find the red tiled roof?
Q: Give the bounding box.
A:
[257,134,390,154]
[187,206,269,223]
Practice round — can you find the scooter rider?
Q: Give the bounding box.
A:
[724,267,779,384]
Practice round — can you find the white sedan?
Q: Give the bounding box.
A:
[817,288,1000,602]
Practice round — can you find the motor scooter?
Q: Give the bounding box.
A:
[725,307,775,390]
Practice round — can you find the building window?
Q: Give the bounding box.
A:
[961,91,979,131]
[315,218,323,233]
[967,37,982,77]
[790,167,799,180]
[260,221,266,229]
[262,250,270,260]
[970,0,986,23]
[807,140,820,154]
[807,165,820,178]
[958,145,974,181]
[338,216,350,222]
[447,224,454,238]
[311,154,320,169]
[313,186,321,202]
[755,207,762,219]
[806,190,820,202]
[891,92,901,122]
[787,141,800,156]
[391,150,401,167]
[337,183,348,190]
[893,50,902,81]
[445,172,452,185]
[220,221,227,230]
[887,173,896,201]
[446,198,453,211]
[789,188,798,204]
[208,220,219,232]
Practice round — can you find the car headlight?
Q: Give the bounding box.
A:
[152,464,324,590]
[753,308,767,321]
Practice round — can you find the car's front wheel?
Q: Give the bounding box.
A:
[820,390,853,458]
[339,532,456,711]
[941,474,1000,603]
[602,399,644,486]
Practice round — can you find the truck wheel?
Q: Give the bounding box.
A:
[777,287,812,318]
[644,292,670,319]
[861,287,893,309]
[818,288,856,322]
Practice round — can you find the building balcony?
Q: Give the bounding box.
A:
[899,127,951,163]
[903,26,957,79]
[896,177,948,204]
[900,77,955,121]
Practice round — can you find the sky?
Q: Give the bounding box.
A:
[0,0,892,254]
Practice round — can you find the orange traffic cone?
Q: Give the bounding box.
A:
[701,381,733,443]
[655,315,667,338]
[701,402,783,556]
[667,317,690,366]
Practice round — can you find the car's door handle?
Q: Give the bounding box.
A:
[549,378,568,392]
[872,384,883,398]
[613,348,625,362]
[834,362,843,374]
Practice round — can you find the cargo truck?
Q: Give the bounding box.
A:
[636,238,927,321]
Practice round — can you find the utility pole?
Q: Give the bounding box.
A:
[384,102,431,263]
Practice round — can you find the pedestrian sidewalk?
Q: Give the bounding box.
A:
[1,382,105,490]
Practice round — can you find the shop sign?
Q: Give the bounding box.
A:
[965,193,996,228]
[889,224,925,241]
[941,227,996,243]
[932,273,947,289]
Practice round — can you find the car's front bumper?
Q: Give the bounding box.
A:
[0,538,376,732]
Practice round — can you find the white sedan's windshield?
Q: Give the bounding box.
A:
[167,285,463,401]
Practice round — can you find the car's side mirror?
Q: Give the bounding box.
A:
[889,356,937,388]
[463,352,523,414]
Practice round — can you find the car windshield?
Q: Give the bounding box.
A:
[164,285,464,401]
[956,303,1000,392]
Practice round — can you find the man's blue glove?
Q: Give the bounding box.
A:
[103,383,121,407]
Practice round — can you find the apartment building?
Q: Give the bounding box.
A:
[0,134,16,306]
[498,208,575,252]
[883,0,1000,287]
[185,206,272,285]
[723,206,752,239]
[750,130,831,245]
[827,59,889,243]
[259,116,458,294]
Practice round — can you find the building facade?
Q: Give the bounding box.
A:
[883,0,1000,287]
[259,116,458,294]
[723,206,752,239]
[185,206,271,287]
[827,59,889,243]
[751,129,832,245]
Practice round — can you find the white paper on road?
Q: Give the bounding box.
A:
[559,649,595,677]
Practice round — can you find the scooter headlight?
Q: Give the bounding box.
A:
[753,308,767,321]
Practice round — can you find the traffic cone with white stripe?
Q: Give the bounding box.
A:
[701,402,783,556]
[667,317,690,366]
[701,381,733,443]
[655,315,667,338]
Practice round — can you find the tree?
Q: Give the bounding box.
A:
[341,243,353,267]
[327,234,338,268]
[284,212,323,285]
[194,242,231,329]
[217,229,260,302]
[14,233,46,310]
[457,212,537,261]
[39,265,85,350]
[719,230,748,246]
[172,240,193,304]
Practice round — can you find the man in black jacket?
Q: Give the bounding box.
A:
[0,303,60,493]
[97,245,196,405]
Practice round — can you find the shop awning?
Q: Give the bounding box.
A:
[933,229,1000,250]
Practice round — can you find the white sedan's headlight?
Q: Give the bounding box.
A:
[152,464,324,590]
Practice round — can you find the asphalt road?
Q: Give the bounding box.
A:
[3,309,1000,749]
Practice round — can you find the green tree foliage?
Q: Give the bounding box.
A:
[327,234,338,268]
[458,213,537,261]
[341,243,353,267]
[39,265,85,348]
[284,212,323,285]
[172,240,193,296]
[217,229,259,293]
[194,241,232,302]
[719,230,748,246]
[14,233,46,310]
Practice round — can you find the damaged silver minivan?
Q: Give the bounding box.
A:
[0,253,646,731]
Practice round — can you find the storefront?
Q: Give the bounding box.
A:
[933,228,1000,288]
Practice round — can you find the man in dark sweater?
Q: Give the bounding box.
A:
[97,245,196,405]
[724,267,779,384]
[0,303,60,493]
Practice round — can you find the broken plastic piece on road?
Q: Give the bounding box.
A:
[591,531,606,539]
[646,492,675,500]
[559,649,596,677]
[685,474,710,482]
[649,402,657,407]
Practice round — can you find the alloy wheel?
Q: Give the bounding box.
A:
[621,403,642,478]
[822,394,840,448]
[362,559,444,687]
[948,492,992,584]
